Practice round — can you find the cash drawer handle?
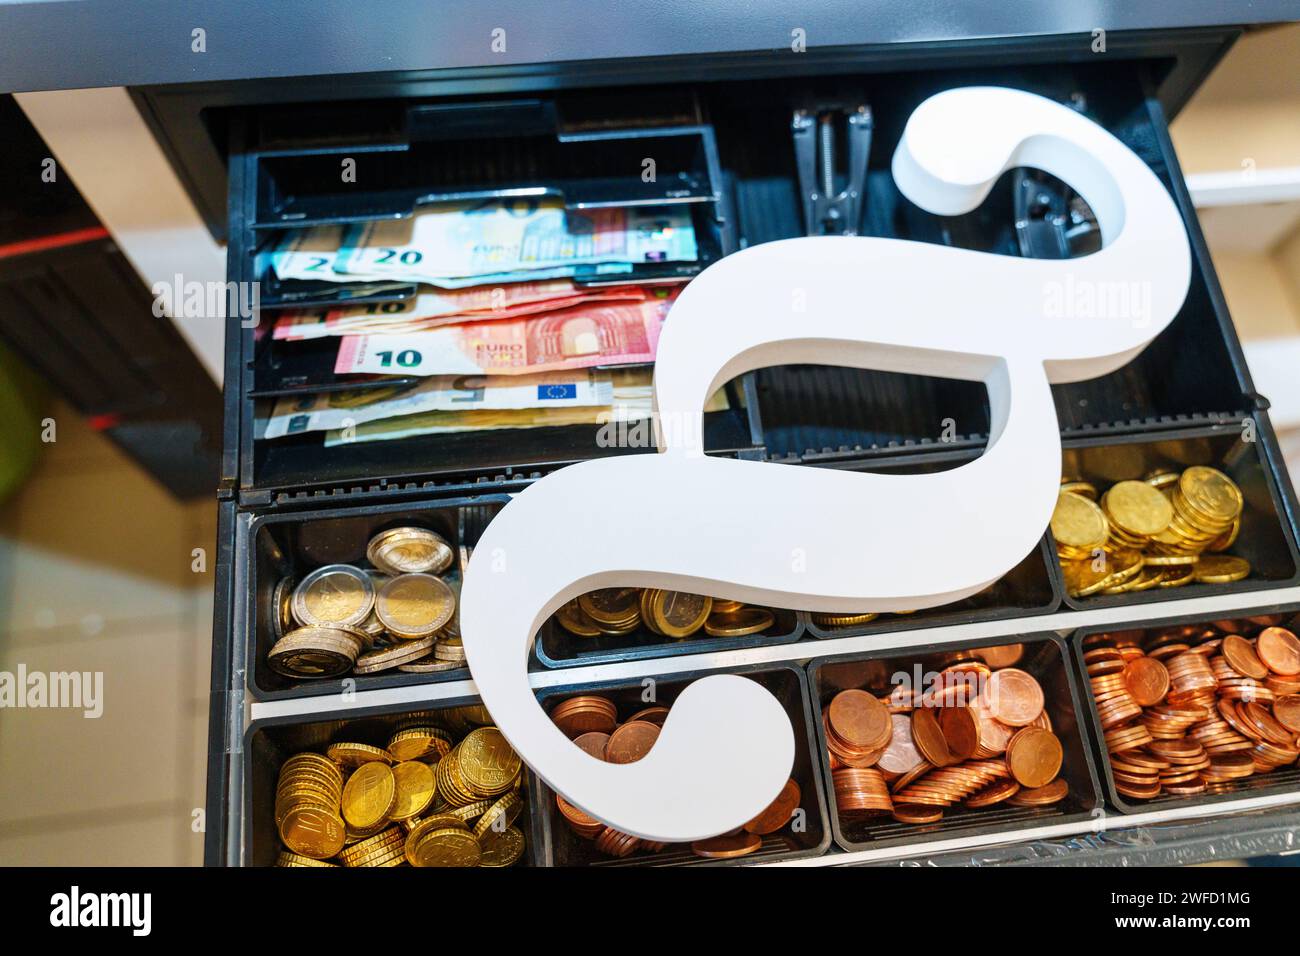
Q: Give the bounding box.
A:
[460,86,1192,843]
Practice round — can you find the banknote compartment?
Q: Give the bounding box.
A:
[723,58,1251,464]
[1053,423,1300,611]
[799,449,1059,640]
[531,662,831,865]
[808,633,1101,853]
[246,495,508,701]
[534,595,803,669]
[244,699,537,867]
[1071,607,1300,815]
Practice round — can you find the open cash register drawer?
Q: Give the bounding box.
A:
[193,26,1300,864]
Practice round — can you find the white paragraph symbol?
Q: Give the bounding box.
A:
[460,87,1192,841]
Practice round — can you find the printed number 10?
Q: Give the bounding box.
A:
[375,350,422,368]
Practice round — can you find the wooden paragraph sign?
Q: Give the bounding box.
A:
[460,87,1193,841]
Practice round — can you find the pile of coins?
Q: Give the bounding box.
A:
[809,610,915,630]
[274,707,527,867]
[1083,619,1300,801]
[267,525,467,679]
[547,692,803,861]
[555,587,776,641]
[824,646,1070,826]
[1052,466,1249,598]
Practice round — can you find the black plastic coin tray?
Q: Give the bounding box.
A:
[808,633,1102,852]
[799,450,1060,641]
[1072,604,1300,815]
[534,599,804,669]
[1052,423,1300,611]
[246,495,508,701]
[529,661,831,865]
[243,697,536,867]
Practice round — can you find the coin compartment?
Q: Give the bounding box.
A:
[799,449,1059,640]
[530,662,831,865]
[246,495,508,700]
[809,633,1102,852]
[727,57,1252,466]
[1073,606,1300,815]
[244,698,536,867]
[535,595,803,668]
[1052,423,1300,610]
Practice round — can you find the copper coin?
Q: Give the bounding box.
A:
[910,708,953,768]
[604,721,661,764]
[975,644,1025,669]
[1123,656,1170,707]
[625,705,670,726]
[1006,728,1063,789]
[1274,695,1300,733]
[964,778,1020,808]
[1007,777,1069,806]
[877,713,925,775]
[891,804,943,825]
[985,668,1045,727]
[1257,627,1300,676]
[1221,634,1269,680]
[828,689,890,748]
[743,778,801,835]
[594,827,641,857]
[572,732,611,760]
[691,830,762,859]
[556,794,600,829]
[938,705,979,762]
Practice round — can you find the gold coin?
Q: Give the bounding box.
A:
[325,742,393,768]
[292,564,375,629]
[479,825,526,867]
[279,805,346,859]
[409,827,482,867]
[458,728,522,794]
[702,607,775,637]
[273,576,296,638]
[555,599,602,637]
[711,599,746,614]
[388,726,452,761]
[1059,480,1097,500]
[651,591,713,638]
[390,761,437,820]
[1193,554,1251,584]
[275,850,338,867]
[374,573,455,638]
[1179,466,1243,522]
[341,761,397,829]
[472,791,524,843]
[1102,480,1173,537]
[811,611,879,627]
[366,526,454,575]
[1051,492,1109,551]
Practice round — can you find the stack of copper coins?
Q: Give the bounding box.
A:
[822,646,1070,827]
[547,692,804,862]
[1083,617,1300,800]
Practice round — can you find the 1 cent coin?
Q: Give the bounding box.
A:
[691,831,761,859]
[910,707,953,768]
[1123,656,1170,707]
[1221,634,1269,680]
[828,689,890,748]
[743,778,801,835]
[1006,728,1063,789]
[1274,694,1300,733]
[986,668,1045,726]
[938,705,979,762]
[1258,627,1300,676]
[605,720,661,764]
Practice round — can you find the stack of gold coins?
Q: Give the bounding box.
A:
[545,692,803,862]
[823,654,1069,826]
[554,589,775,641]
[273,715,527,867]
[1083,620,1300,800]
[1053,466,1249,598]
[267,525,466,679]
[276,754,346,861]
